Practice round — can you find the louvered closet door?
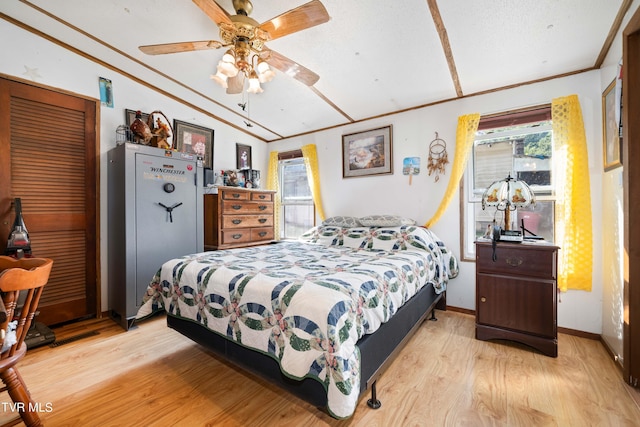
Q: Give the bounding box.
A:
[0,78,97,325]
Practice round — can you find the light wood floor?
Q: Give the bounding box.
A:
[1,311,639,426]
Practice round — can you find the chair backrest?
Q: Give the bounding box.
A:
[0,256,53,358]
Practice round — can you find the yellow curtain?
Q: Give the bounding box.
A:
[551,95,593,292]
[267,150,281,240]
[301,144,326,221]
[424,113,480,228]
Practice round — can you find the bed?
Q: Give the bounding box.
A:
[137,222,458,419]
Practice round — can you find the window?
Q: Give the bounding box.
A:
[461,107,555,260]
[279,156,315,239]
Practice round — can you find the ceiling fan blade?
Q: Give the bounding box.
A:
[259,0,330,41]
[227,73,245,94]
[263,48,319,86]
[139,40,223,55]
[192,0,232,25]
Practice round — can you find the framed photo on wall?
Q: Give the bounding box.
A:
[236,143,252,170]
[342,125,393,178]
[173,119,214,169]
[602,79,622,171]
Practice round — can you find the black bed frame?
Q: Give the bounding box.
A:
[166,285,446,414]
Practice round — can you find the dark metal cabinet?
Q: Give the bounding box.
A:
[475,241,559,357]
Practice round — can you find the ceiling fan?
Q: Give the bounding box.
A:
[139,0,330,94]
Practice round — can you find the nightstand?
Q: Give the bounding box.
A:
[475,241,559,357]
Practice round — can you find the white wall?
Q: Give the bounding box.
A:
[597,0,640,359]
[270,71,606,334]
[0,19,266,313]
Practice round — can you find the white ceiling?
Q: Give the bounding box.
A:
[1,0,628,142]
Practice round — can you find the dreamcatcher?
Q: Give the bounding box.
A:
[427,132,449,182]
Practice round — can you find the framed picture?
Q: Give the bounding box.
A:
[342,125,393,178]
[174,119,214,169]
[602,79,622,171]
[236,143,252,170]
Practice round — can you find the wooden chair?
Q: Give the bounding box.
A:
[0,256,53,427]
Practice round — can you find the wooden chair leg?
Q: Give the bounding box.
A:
[1,367,42,427]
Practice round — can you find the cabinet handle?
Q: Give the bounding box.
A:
[258,205,267,210]
[258,232,267,237]
[480,297,486,303]
[232,219,242,225]
[232,205,242,210]
[505,257,523,267]
[258,218,267,223]
[232,234,242,239]
[258,195,266,199]
[232,193,240,198]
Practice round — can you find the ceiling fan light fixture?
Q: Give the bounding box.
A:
[218,60,239,77]
[256,59,275,83]
[222,49,236,64]
[210,65,229,88]
[247,70,263,93]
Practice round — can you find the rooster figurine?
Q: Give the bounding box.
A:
[130,110,152,144]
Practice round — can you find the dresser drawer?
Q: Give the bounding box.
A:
[251,192,273,202]
[221,229,252,245]
[251,227,274,241]
[221,189,250,201]
[222,201,273,215]
[222,215,273,228]
[476,243,557,279]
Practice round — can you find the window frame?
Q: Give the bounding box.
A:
[460,105,554,261]
[277,152,315,240]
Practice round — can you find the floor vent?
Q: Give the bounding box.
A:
[49,331,99,348]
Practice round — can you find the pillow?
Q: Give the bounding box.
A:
[359,214,416,227]
[298,226,345,246]
[322,216,362,227]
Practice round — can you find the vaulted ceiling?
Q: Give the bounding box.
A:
[1,0,631,142]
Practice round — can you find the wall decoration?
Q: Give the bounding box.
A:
[427,132,449,182]
[342,125,393,178]
[236,143,252,170]
[126,109,149,127]
[174,119,214,169]
[99,77,113,108]
[602,79,622,171]
[402,157,420,185]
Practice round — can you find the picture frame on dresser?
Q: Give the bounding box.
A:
[174,120,214,169]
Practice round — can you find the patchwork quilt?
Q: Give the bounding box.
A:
[137,225,457,418]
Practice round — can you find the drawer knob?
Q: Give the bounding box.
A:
[232,205,242,210]
[258,218,267,223]
[232,219,242,225]
[506,257,523,267]
[259,205,267,210]
[258,232,267,237]
[480,297,486,303]
[232,234,242,239]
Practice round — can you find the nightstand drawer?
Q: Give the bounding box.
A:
[476,243,557,279]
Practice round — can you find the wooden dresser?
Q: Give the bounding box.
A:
[204,186,276,250]
[475,241,559,357]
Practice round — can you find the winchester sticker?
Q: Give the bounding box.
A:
[143,165,188,183]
